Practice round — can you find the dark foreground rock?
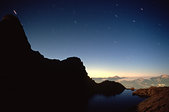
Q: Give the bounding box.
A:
[0,14,125,112]
[95,80,125,96]
[133,87,169,112]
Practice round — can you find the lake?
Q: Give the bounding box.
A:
[87,89,145,112]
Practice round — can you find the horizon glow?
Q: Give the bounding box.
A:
[86,68,162,78]
[1,0,169,78]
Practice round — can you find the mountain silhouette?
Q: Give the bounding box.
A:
[93,75,169,89]
[0,14,125,112]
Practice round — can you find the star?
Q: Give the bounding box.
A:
[132,20,136,23]
[72,10,76,15]
[73,20,78,24]
[113,40,118,44]
[140,8,144,11]
[158,23,162,27]
[115,3,119,7]
[114,14,119,18]
[52,4,56,8]
[157,42,161,46]
[107,26,112,30]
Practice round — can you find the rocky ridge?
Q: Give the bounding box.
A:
[0,14,125,111]
[133,87,169,112]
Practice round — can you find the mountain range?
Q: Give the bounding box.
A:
[93,74,169,89]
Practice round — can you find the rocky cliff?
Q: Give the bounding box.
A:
[0,14,125,112]
[133,87,169,112]
[0,14,97,112]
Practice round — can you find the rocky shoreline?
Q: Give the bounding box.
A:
[133,87,169,112]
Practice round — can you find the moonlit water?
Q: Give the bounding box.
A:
[87,90,145,112]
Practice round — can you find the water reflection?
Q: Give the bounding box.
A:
[87,90,145,112]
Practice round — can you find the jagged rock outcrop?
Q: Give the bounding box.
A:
[133,87,169,112]
[0,14,125,111]
[0,14,94,112]
[95,80,125,96]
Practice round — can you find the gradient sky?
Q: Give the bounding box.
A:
[1,0,169,77]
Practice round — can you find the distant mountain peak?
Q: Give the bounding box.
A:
[112,76,120,78]
[136,78,145,82]
[161,74,169,78]
[109,75,125,79]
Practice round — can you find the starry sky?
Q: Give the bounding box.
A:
[1,0,169,78]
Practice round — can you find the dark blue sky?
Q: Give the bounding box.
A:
[1,0,169,77]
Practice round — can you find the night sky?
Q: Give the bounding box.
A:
[1,0,169,77]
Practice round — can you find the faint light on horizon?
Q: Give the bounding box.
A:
[87,68,158,78]
[87,69,116,78]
